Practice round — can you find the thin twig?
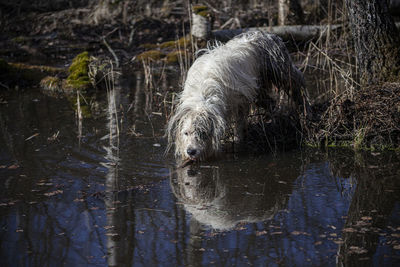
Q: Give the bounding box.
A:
[102,37,120,68]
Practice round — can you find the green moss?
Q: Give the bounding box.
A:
[193,5,210,16]
[159,40,177,49]
[197,10,210,17]
[139,43,158,49]
[166,50,185,64]
[75,102,92,118]
[66,94,93,118]
[68,51,89,74]
[305,136,400,152]
[0,59,66,88]
[176,36,191,47]
[158,36,191,51]
[136,50,165,61]
[66,51,91,90]
[9,63,63,75]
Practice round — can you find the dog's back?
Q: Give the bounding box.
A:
[184,31,308,111]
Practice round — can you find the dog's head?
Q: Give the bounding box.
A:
[167,103,225,160]
[180,113,214,160]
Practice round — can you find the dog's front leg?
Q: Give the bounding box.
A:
[233,104,249,144]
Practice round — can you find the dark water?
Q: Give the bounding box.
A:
[1,70,400,266]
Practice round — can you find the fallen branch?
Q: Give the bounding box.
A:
[212,22,400,42]
[212,24,342,42]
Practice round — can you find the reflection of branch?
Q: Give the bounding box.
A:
[337,154,400,265]
[0,82,9,89]
[76,91,83,147]
[135,208,169,213]
[145,111,156,139]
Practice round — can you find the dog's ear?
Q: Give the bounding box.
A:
[166,111,181,154]
[207,115,215,136]
[165,105,190,155]
[207,113,223,151]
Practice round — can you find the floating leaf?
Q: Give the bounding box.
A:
[349,246,368,254]
[291,231,310,236]
[256,230,268,236]
[271,232,283,235]
[44,190,63,197]
[343,228,356,233]
[361,216,372,221]
[105,233,119,237]
[8,164,19,169]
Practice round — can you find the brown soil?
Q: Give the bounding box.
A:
[0,8,187,65]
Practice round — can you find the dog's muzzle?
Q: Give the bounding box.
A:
[186,148,198,159]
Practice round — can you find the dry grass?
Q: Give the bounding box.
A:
[298,4,400,150]
[137,0,400,151]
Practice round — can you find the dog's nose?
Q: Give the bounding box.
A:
[187,148,197,156]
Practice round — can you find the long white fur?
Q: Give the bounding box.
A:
[167,31,308,160]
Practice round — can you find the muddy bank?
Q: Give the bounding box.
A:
[306,83,400,150]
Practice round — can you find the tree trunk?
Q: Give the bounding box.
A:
[278,0,304,26]
[346,0,400,86]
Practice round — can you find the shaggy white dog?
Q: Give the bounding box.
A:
[167,31,308,161]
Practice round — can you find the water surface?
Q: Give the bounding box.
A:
[1,71,400,266]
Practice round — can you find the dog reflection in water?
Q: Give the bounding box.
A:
[167,31,309,161]
[170,164,293,230]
